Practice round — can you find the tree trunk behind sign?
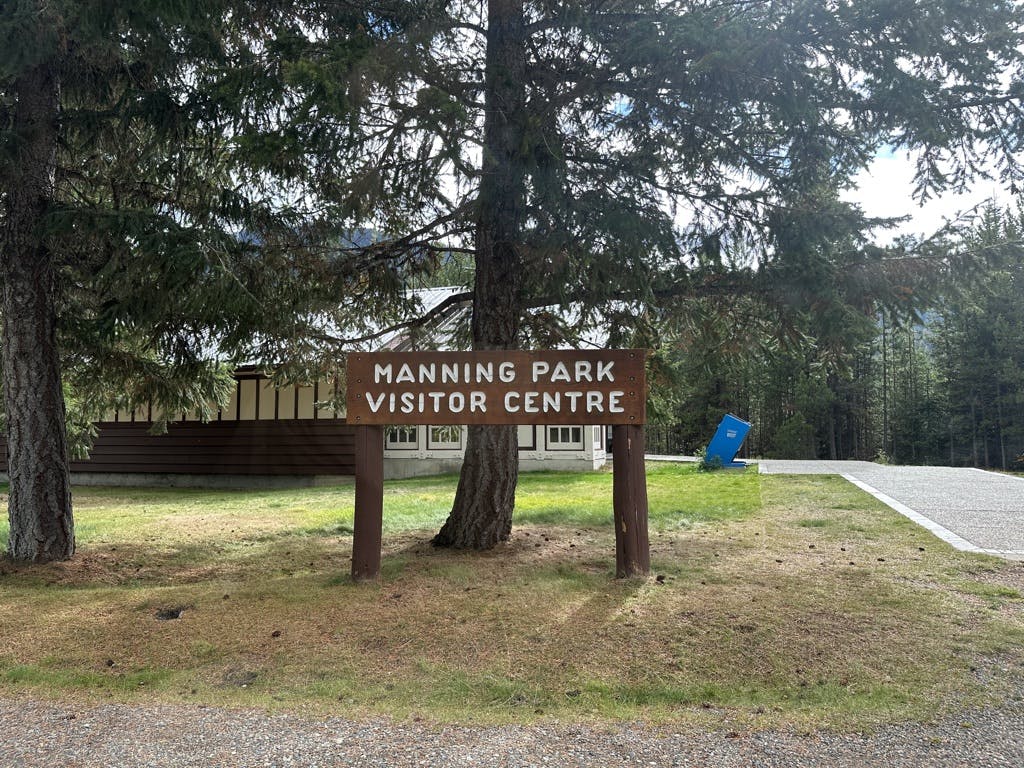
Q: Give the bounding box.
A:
[1,61,75,563]
[433,0,526,549]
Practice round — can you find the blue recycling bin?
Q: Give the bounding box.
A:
[705,413,751,468]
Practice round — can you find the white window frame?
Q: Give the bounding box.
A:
[385,425,419,450]
[546,425,584,451]
[427,425,463,450]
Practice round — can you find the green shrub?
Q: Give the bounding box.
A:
[695,447,724,472]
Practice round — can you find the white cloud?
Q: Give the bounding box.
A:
[845,153,1010,243]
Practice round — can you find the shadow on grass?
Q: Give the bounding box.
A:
[3,471,1024,728]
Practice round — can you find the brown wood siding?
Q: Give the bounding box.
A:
[1,420,356,476]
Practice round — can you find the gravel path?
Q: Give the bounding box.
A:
[1,696,1022,767]
[758,461,1024,559]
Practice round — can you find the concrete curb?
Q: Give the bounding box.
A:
[841,473,1024,560]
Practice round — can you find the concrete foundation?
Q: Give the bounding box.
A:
[383,456,606,479]
[63,472,354,490]
[0,456,605,490]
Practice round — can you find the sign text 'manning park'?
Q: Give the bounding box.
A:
[346,350,646,425]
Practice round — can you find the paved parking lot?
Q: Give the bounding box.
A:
[758,460,1024,559]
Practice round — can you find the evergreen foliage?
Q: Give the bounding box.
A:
[657,205,1024,467]
[928,206,1024,467]
[0,1,417,561]
[5,1,1024,560]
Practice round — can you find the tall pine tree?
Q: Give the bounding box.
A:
[0,1,403,562]
[8,1,1024,558]
[253,0,1024,548]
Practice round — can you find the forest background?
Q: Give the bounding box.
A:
[645,205,1024,471]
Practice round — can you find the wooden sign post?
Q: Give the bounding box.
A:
[347,349,649,581]
[351,424,384,581]
[612,424,650,577]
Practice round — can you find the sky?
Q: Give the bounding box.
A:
[846,151,1012,243]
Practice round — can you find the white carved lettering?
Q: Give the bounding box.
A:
[396,364,415,383]
[551,362,571,382]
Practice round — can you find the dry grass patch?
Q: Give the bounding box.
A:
[1,466,1022,730]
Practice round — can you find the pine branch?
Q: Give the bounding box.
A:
[317,289,473,346]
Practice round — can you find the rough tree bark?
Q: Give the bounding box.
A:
[433,0,526,549]
[1,60,75,562]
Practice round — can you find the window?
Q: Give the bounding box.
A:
[547,426,584,450]
[428,425,462,450]
[385,426,418,450]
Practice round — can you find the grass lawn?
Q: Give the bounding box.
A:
[0,463,1021,729]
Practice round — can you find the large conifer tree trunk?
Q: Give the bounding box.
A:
[433,0,526,549]
[1,62,74,563]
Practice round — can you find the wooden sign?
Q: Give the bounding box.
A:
[346,349,646,426]
[348,348,651,584]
